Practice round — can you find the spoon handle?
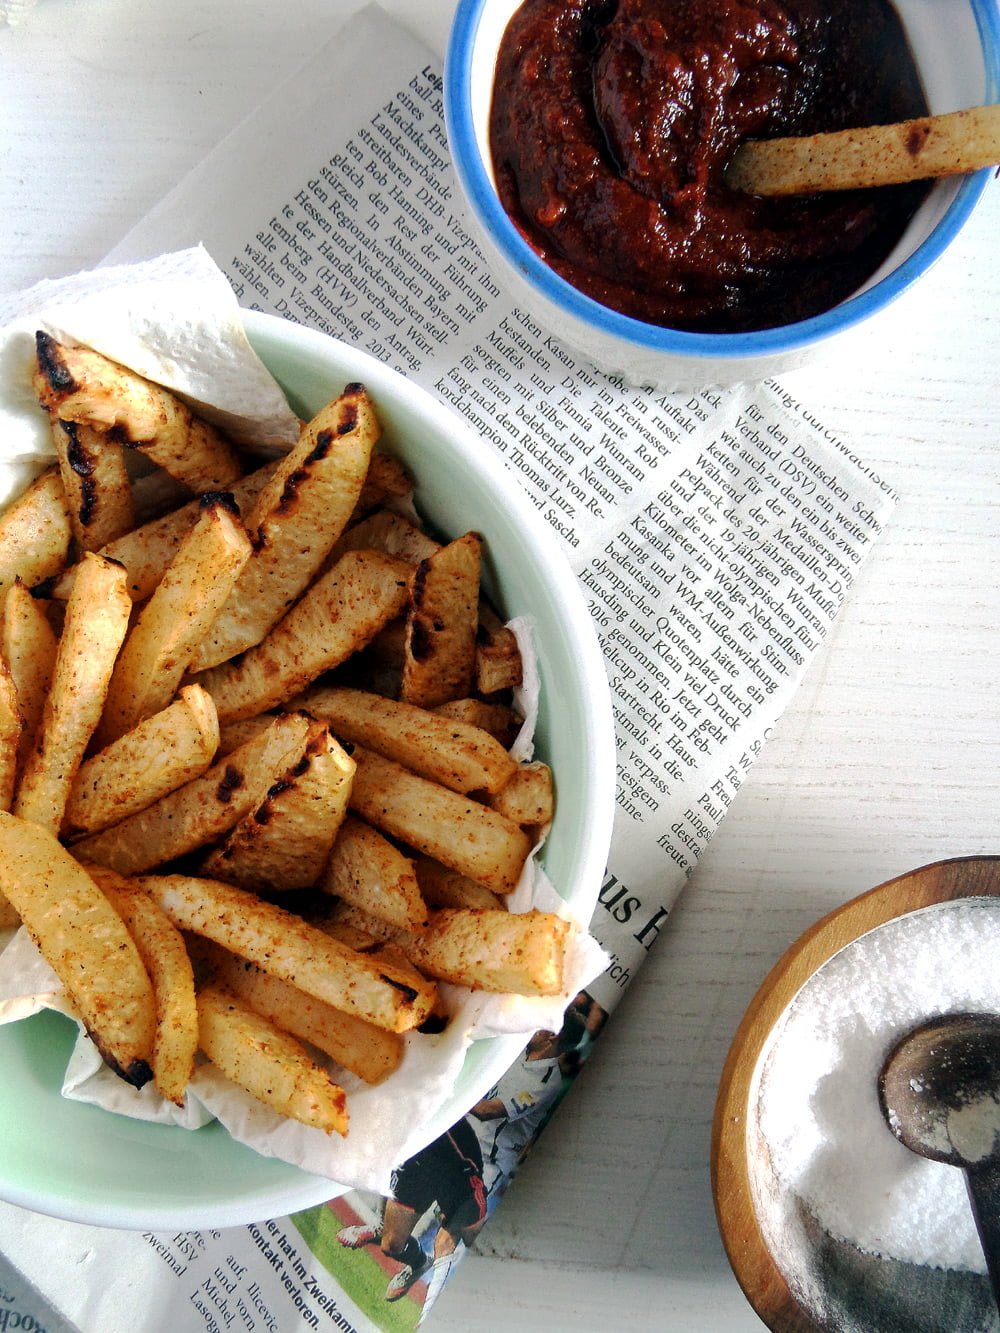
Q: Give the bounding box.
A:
[966,1159,1000,1315]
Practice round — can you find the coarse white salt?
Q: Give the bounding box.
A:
[754,897,1000,1274]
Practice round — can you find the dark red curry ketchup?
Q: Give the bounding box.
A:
[489,0,930,333]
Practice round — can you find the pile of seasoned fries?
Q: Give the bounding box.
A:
[0,332,564,1140]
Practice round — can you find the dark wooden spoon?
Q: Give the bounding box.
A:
[878,1012,1000,1314]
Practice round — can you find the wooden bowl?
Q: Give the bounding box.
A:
[711,856,1000,1331]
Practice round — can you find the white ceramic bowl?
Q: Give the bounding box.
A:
[0,310,617,1231]
[445,0,1000,389]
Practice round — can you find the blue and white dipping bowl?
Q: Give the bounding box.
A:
[444,0,1000,389]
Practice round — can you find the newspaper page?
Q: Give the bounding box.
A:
[0,5,897,1331]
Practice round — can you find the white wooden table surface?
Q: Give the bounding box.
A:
[2,3,998,1329]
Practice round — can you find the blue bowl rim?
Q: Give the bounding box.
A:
[445,0,1000,364]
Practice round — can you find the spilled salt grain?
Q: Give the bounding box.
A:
[755,897,1000,1273]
